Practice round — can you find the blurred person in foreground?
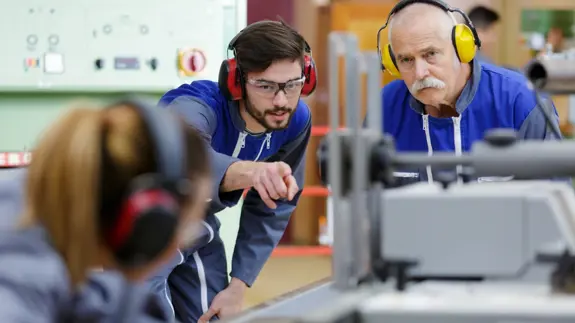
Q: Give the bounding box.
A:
[0,99,211,322]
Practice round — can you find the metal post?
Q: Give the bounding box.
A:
[328,32,356,290]
[365,52,382,134]
[350,49,370,283]
[364,51,385,281]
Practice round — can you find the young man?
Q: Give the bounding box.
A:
[467,5,500,64]
[150,20,314,322]
[375,2,560,184]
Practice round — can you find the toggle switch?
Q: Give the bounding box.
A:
[177,48,206,77]
[148,58,158,70]
[94,58,104,70]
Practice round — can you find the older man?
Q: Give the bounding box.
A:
[374,1,560,184]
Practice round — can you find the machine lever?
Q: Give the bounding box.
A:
[385,258,419,292]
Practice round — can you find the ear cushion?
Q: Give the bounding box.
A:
[218,58,243,101]
[452,24,477,64]
[113,205,179,267]
[108,189,179,267]
[301,55,317,97]
[382,44,400,77]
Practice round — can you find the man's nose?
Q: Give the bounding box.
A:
[414,59,430,80]
[273,90,288,106]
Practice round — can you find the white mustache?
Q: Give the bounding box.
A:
[411,77,446,92]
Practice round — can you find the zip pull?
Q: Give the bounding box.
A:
[240,132,247,148]
[452,116,461,126]
[265,133,271,149]
[422,114,428,130]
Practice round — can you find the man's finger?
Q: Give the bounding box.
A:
[270,173,288,198]
[198,307,219,323]
[255,183,277,209]
[262,176,280,199]
[285,176,299,200]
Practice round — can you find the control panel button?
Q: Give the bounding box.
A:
[103,24,113,34]
[43,52,64,74]
[48,34,59,46]
[26,34,38,45]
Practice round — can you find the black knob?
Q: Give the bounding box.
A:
[94,58,104,70]
[435,172,456,189]
[483,129,517,148]
[149,58,158,70]
[385,258,419,292]
[458,167,474,183]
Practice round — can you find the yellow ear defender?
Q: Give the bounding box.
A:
[376,0,482,78]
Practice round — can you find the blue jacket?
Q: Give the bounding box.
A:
[379,60,560,183]
[159,80,311,286]
[0,169,171,323]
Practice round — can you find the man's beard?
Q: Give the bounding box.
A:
[245,98,294,131]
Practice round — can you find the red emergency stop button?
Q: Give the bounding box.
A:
[177,48,207,77]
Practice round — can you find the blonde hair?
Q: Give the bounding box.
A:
[21,101,209,287]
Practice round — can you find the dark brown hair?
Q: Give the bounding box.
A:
[467,6,500,30]
[234,19,307,74]
[22,102,210,287]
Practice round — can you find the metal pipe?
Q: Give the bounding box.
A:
[472,140,575,178]
[387,140,575,179]
[525,58,575,94]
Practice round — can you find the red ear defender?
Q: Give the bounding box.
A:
[107,189,178,250]
[218,51,318,100]
[301,54,317,97]
[218,58,243,101]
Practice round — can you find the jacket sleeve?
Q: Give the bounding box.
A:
[516,92,562,140]
[0,276,55,323]
[0,171,60,323]
[0,235,70,323]
[515,92,572,183]
[230,119,312,286]
[164,95,244,211]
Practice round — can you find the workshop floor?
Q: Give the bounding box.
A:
[244,255,332,308]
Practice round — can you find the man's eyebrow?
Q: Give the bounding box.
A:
[254,77,302,83]
[419,46,441,53]
[396,46,441,59]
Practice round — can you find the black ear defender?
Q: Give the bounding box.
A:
[102,96,191,268]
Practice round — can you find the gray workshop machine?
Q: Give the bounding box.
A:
[223,32,575,323]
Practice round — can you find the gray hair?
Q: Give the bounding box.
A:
[388,4,457,50]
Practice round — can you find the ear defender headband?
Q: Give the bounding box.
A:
[376,0,482,77]
[103,97,191,268]
[218,21,318,101]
